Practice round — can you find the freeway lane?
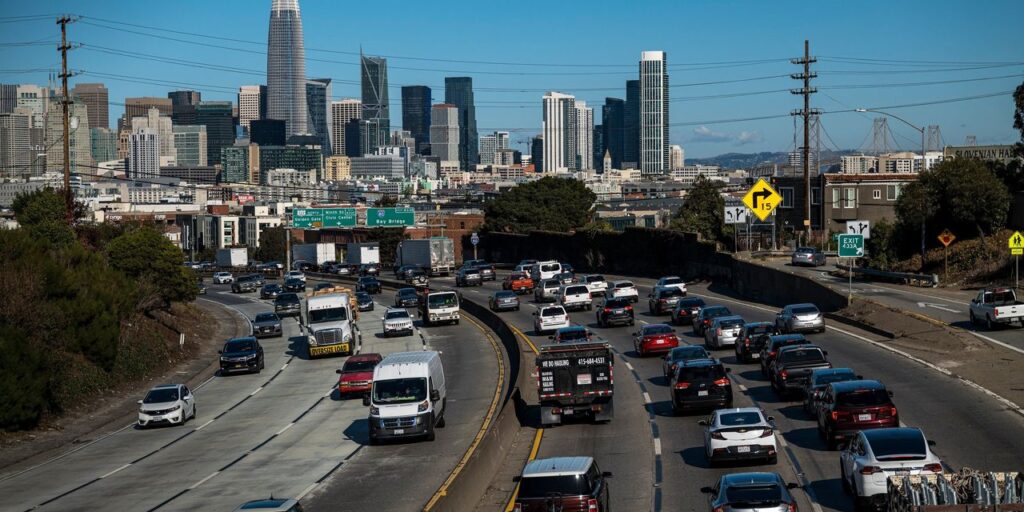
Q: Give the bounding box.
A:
[0,283,499,512]
[442,272,1024,512]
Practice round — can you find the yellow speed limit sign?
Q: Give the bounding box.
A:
[742,179,782,221]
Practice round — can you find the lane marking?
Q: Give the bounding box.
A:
[194,419,214,431]
[504,429,545,512]
[99,463,131,479]
[653,437,662,456]
[188,471,220,490]
[643,392,653,405]
[249,386,262,396]
[624,361,634,371]
[275,423,295,436]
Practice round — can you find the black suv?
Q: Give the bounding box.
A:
[260,283,282,300]
[455,267,482,287]
[283,278,305,293]
[734,321,778,363]
[648,286,686,315]
[219,336,265,375]
[596,297,634,327]
[670,297,706,326]
[358,263,379,276]
[759,334,810,377]
[464,259,495,281]
[357,276,381,294]
[670,358,733,414]
[274,293,301,317]
[395,287,420,307]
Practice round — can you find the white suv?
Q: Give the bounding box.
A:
[701,407,778,466]
[580,275,608,297]
[213,272,234,284]
[285,270,306,283]
[558,284,593,311]
[533,305,570,335]
[137,384,196,428]
[382,307,414,337]
[605,280,639,303]
[534,279,561,303]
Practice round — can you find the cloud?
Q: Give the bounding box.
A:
[689,125,763,146]
[736,131,763,145]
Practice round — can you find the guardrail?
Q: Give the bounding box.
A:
[751,250,839,258]
[835,263,940,288]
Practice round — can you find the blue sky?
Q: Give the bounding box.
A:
[3,0,1022,158]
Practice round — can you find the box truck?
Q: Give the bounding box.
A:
[292,243,335,267]
[216,247,248,268]
[396,238,455,276]
[346,243,380,266]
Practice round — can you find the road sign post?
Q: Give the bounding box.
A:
[937,229,956,282]
[742,179,782,222]
[1010,231,1024,289]
[723,206,748,253]
[470,232,480,260]
[838,234,865,305]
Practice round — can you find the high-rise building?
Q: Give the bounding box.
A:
[670,144,684,170]
[602,97,624,169]
[329,99,361,156]
[124,97,172,127]
[90,127,117,163]
[0,84,17,113]
[360,54,390,152]
[306,78,332,155]
[479,131,509,166]
[46,100,91,175]
[623,80,640,169]
[238,85,265,133]
[639,51,669,175]
[542,92,576,173]
[257,145,322,184]
[593,124,604,172]
[0,112,31,178]
[266,0,308,137]
[323,155,351,181]
[220,145,252,183]
[128,128,160,180]
[132,107,176,161]
[250,119,286,146]
[444,77,478,170]
[195,101,234,165]
[173,125,208,166]
[168,90,201,125]
[390,130,415,151]
[574,101,594,172]
[531,135,544,172]
[71,83,108,129]
[429,104,459,163]
[401,86,431,155]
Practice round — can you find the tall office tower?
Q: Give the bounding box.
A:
[250,119,286,146]
[267,0,308,136]
[195,101,234,165]
[0,112,31,178]
[531,135,544,172]
[429,104,459,162]
[45,100,91,175]
[131,107,176,161]
[173,125,208,166]
[306,78,332,155]
[541,91,576,173]
[602,97,624,169]
[330,99,361,156]
[238,85,265,133]
[124,97,173,122]
[128,128,160,180]
[90,127,117,163]
[593,124,604,172]
[479,131,509,166]
[71,83,108,129]
[401,86,431,155]
[623,80,640,168]
[574,101,594,171]
[444,77,478,170]
[360,54,390,152]
[639,51,669,175]
[168,90,201,125]
[670,144,684,170]
[344,118,362,157]
[0,84,16,113]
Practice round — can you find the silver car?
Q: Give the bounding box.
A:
[775,303,825,334]
[382,307,414,337]
[534,279,561,303]
[701,472,799,512]
[791,246,826,267]
[705,315,745,349]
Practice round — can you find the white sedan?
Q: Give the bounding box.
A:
[212,272,234,284]
[605,280,639,303]
[840,427,943,509]
[581,275,608,297]
[285,270,306,283]
[382,307,414,337]
[701,407,778,466]
[656,275,688,296]
[533,305,570,335]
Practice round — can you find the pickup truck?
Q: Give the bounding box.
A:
[769,344,831,396]
[886,470,1024,512]
[537,341,614,426]
[969,287,1024,329]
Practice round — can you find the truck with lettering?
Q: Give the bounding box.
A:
[536,341,614,426]
[302,292,355,359]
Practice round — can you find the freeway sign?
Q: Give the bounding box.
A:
[723,205,748,225]
[470,232,480,246]
[367,207,415,227]
[846,220,871,239]
[292,208,324,228]
[742,178,781,221]
[322,208,356,228]
[838,234,865,258]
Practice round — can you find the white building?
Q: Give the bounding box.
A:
[430,104,459,162]
[0,112,31,178]
[128,128,160,180]
[45,100,91,175]
[574,102,593,172]
[671,164,721,183]
[479,131,509,166]
[670,145,684,170]
[840,154,878,174]
[542,91,576,173]
[329,99,361,155]
[265,168,316,188]
[238,85,263,133]
[639,51,669,175]
[132,107,176,161]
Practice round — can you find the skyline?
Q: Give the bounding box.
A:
[1,1,1022,158]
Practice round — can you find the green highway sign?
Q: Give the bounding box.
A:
[292,208,323,228]
[838,234,865,258]
[292,208,356,229]
[367,207,415,227]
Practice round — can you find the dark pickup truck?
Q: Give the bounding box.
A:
[769,345,831,395]
[537,341,614,426]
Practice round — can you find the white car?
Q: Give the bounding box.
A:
[558,284,593,311]
[285,270,306,283]
[533,305,570,335]
[137,384,196,428]
[533,279,562,303]
[382,307,414,337]
[212,272,234,284]
[605,280,639,303]
[840,427,943,509]
[580,274,608,297]
[656,276,687,296]
[701,407,778,466]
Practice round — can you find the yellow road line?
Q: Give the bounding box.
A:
[509,324,539,355]
[504,428,544,511]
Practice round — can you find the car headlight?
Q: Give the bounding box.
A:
[369,406,379,416]
[343,333,352,343]
[169,404,181,412]
[245,353,256,360]
[417,400,430,412]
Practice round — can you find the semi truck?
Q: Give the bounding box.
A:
[292,243,336,267]
[536,340,614,426]
[216,248,248,268]
[303,292,355,358]
[396,238,455,276]
[346,242,380,266]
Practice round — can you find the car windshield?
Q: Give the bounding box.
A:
[679,365,726,380]
[540,264,559,272]
[463,269,480,275]
[254,313,278,322]
[771,337,807,351]
[869,432,927,460]
[644,325,674,335]
[744,324,773,336]
[343,360,378,373]
[719,412,763,426]
[428,293,458,308]
[669,346,708,361]
[659,288,684,298]
[276,293,299,303]
[399,289,417,298]
[792,306,820,315]
[661,277,682,285]
[286,279,302,286]
[779,348,826,363]
[557,329,589,342]
[815,370,856,386]
[357,293,371,302]
[725,484,783,505]
[385,310,409,320]
[566,286,589,295]
[796,247,816,254]
[680,298,706,308]
[541,308,565,317]
[144,388,179,403]
[496,292,516,299]
[264,284,281,291]
[372,377,427,404]
[837,388,891,407]
[309,307,348,323]
[510,273,528,280]
[705,307,731,317]
[544,280,560,288]
[589,276,605,283]
[615,282,634,289]
[224,340,255,352]
[720,319,744,329]
[605,299,630,308]
[518,475,591,499]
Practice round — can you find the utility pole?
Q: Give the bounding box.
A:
[57,15,77,225]
[791,40,818,243]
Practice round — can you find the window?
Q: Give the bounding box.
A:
[872,189,882,200]
[780,187,794,209]
[811,188,821,205]
[831,188,841,209]
[843,188,856,209]
[886,185,901,201]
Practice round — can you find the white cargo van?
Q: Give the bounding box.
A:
[364,351,446,444]
[531,260,562,281]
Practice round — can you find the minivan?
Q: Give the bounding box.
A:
[531,260,562,281]
[364,351,446,444]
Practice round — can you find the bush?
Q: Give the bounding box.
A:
[106,226,196,306]
[0,325,49,431]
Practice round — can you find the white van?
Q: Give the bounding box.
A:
[364,351,446,444]
[531,260,562,281]
[558,283,593,311]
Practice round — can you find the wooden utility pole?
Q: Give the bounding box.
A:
[790,40,818,242]
[57,15,76,225]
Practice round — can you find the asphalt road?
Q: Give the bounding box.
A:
[0,282,499,512]
[438,271,1024,512]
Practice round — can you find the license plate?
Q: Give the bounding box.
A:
[577,374,592,385]
[394,429,404,435]
[858,414,872,421]
[614,309,624,314]
[895,470,910,476]
[234,363,244,368]
[737,446,751,453]
[698,390,709,397]
[751,353,760,359]
[563,408,573,415]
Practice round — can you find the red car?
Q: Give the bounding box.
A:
[336,353,383,397]
[817,380,898,450]
[632,323,680,357]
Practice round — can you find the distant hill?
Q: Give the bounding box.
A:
[689,150,861,170]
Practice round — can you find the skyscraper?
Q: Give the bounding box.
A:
[168,90,201,125]
[401,86,431,155]
[593,124,604,172]
[444,77,478,170]
[670,144,684,170]
[71,83,108,129]
[266,0,308,137]
[250,119,286,146]
[128,128,160,180]
[429,104,459,163]
[122,97,172,131]
[238,85,265,134]
[602,98,624,170]
[173,125,208,167]
[574,101,594,172]
[195,101,234,165]
[531,135,544,172]
[131,107,176,161]
[0,84,17,114]
[542,92,576,173]
[90,127,117,163]
[623,80,640,169]
[330,99,361,156]
[639,51,669,175]
[479,131,509,166]
[46,100,91,175]
[0,112,31,178]
[360,54,390,152]
[306,78,332,155]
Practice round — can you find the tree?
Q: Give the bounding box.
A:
[375,195,399,207]
[483,176,596,233]
[11,188,75,246]
[256,226,287,263]
[1013,81,1024,145]
[895,181,935,262]
[669,176,725,242]
[942,161,1010,245]
[106,227,196,306]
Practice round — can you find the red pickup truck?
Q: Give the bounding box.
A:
[503,272,535,294]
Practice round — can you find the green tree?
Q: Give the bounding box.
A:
[483,176,596,233]
[895,181,935,262]
[866,219,899,270]
[106,227,196,306]
[0,325,48,430]
[941,160,1010,245]
[669,176,725,242]
[375,195,399,207]
[256,226,287,263]
[11,188,75,246]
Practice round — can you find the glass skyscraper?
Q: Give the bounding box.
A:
[624,80,640,169]
[306,78,332,156]
[195,101,234,165]
[401,86,431,155]
[360,55,390,152]
[444,77,478,170]
[267,0,308,136]
[602,98,624,170]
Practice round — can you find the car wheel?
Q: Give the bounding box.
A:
[368,434,378,446]
[986,315,995,330]
[969,311,977,326]
[436,414,446,428]
[425,422,436,442]
[515,306,520,311]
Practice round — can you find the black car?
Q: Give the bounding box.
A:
[252,312,283,338]
[455,267,482,287]
[358,263,379,276]
[670,297,706,326]
[357,276,382,294]
[394,264,421,280]
[596,297,635,327]
[734,321,778,363]
[283,278,305,293]
[274,293,301,317]
[648,286,686,315]
[219,336,265,374]
[356,291,375,312]
[405,268,428,284]
[292,260,315,272]
[260,283,282,300]
[693,305,732,337]
[662,345,710,379]
[395,287,420,307]
[670,358,732,414]
[803,367,859,415]
[759,334,810,377]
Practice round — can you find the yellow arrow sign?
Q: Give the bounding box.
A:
[1010,231,1024,250]
[742,178,782,221]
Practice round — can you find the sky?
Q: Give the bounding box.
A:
[2,0,1023,158]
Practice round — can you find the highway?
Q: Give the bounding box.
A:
[0,282,500,512]
[439,271,1024,512]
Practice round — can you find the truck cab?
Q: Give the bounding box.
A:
[420,290,460,327]
[364,351,446,444]
[303,292,355,358]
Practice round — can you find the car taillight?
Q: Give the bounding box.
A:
[780,370,789,380]
[713,507,725,512]
[659,298,667,303]
[710,431,726,440]
[744,338,751,346]
[832,410,851,421]
[924,463,943,473]
[759,428,774,438]
[674,381,691,390]
[587,498,599,511]
[704,319,711,326]
[603,307,612,313]
[860,466,883,475]
[769,351,777,357]
[625,305,633,311]
[713,377,730,386]
[788,503,797,512]
[879,406,898,418]
[716,328,722,336]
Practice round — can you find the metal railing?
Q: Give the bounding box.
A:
[835,263,940,288]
